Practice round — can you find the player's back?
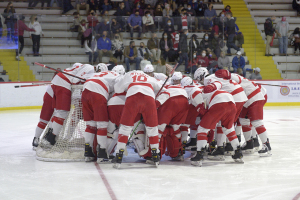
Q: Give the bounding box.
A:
[164,85,188,99]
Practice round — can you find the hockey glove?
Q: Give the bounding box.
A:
[215,69,231,79]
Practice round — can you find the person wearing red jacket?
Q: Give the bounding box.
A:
[15,16,35,61]
[188,50,209,73]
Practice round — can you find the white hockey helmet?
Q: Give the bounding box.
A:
[95,63,108,72]
[112,65,125,75]
[72,62,82,68]
[181,77,194,87]
[194,67,209,81]
[143,64,154,73]
[171,72,183,81]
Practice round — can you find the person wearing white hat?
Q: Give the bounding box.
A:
[232,51,246,77]
[249,67,262,80]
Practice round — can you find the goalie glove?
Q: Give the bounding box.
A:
[215,69,231,79]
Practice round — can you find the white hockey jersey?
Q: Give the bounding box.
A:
[83,71,119,100]
[107,92,127,106]
[156,85,188,105]
[204,74,248,103]
[230,74,264,108]
[114,70,162,99]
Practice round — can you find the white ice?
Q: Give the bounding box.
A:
[1,107,300,200]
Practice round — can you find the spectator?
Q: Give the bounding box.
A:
[211,32,221,57]
[292,0,300,15]
[145,0,157,8]
[87,0,98,11]
[85,35,98,64]
[128,11,142,40]
[222,5,231,14]
[142,11,155,38]
[138,42,154,62]
[226,12,240,54]
[154,4,163,16]
[189,34,201,55]
[15,15,35,61]
[232,51,246,77]
[144,4,154,16]
[70,12,82,32]
[186,4,196,31]
[249,67,262,80]
[140,0,146,9]
[124,41,141,71]
[114,2,127,31]
[189,0,199,10]
[207,51,218,73]
[101,0,112,14]
[163,4,174,27]
[95,18,111,39]
[76,0,90,16]
[264,16,276,56]
[111,33,124,62]
[62,0,74,14]
[160,32,173,61]
[217,51,230,70]
[195,1,207,31]
[188,51,200,73]
[147,33,161,62]
[29,15,44,56]
[234,24,244,48]
[87,10,98,29]
[164,19,175,34]
[171,33,180,62]
[204,3,217,30]
[77,19,90,48]
[178,9,190,31]
[290,27,300,55]
[178,29,189,73]
[200,33,213,53]
[3,2,15,43]
[29,0,51,9]
[133,2,144,16]
[197,50,209,68]
[97,31,113,62]
[111,18,122,37]
[218,11,227,33]
[276,17,289,56]
[210,17,219,38]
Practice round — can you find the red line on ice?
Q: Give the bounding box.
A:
[293,193,300,200]
[94,162,117,200]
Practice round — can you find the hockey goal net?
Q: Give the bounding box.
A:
[36,85,86,162]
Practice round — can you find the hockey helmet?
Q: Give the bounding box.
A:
[95,63,108,72]
[181,77,194,87]
[112,65,125,75]
[171,72,182,85]
[143,64,154,73]
[194,67,209,82]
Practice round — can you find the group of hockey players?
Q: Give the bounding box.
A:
[32,62,272,168]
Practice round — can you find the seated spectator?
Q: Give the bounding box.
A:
[217,51,230,70]
[145,0,157,8]
[111,33,124,62]
[97,31,113,62]
[95,18,111,39]
[226,12,240,54]
[85,35,98,64]
[292,0,300,15]
[200,33,213,52]
[160,32,173,61]
[222,5,231,14]
[163,4,174,26]
[138,42,154,62]
[147,33,161,62]
[154,4,163,16]
[234,24,244,48]
[195,1,208,31]
[249,67,262,80]
[211,32,221,57]
[197,50,209,68]
[142,11,155,37]
[111,18,122,38]
[232,51,246,77]
[70,12,82,32]
[164,19,175,34]
[133,2,144,16]
[144,4,154,16]
[124,41,141,71]
[77,19,90,48]
[76,0,90,16]
[290,27,300,55]
[178,9,190,31]
[101,0,112,14]
[188,51,201,74]
[62,0,74,14]
[186,4,196,31]
[87,10,98,28]
[114,2,127,31]
[128,11,143,40]
[210,17,219,38]
[140,0,146,9]
[207,51,218,73]
[204,3,217,30]
[189,34,201,55]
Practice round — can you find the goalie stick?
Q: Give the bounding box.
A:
[34,62,86,81]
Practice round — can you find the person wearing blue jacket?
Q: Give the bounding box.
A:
[128,10,142,39]
[232,51,246,77]
[97,31,113,63]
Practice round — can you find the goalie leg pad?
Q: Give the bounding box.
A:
[116,125,133,151]
[166,128,182,158]
[107,129,119,155]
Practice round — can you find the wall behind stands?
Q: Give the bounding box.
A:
[0,80,300,110]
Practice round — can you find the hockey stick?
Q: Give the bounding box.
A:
[34,62,86,81]
[256,83,286,87]
[126,119,142,146]
[15,83,52,88]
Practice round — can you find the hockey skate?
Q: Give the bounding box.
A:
[151,148,160,167]
[112,149,124,169]
[191,148,204,167]
[182,140,187,154]
[32,137,39,150]
[241,139,254,154]
[208,146,225,161]
[224,143,234,156]
[185,138,197,150]
[232,146,244,163]
[97,148,110,164]
[258,139,272,157]
[253,137,260,152]
[84,143,96,162]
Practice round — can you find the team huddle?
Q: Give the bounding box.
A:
[32,62,271,168]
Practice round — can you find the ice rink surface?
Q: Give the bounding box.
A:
[1,107,300,200]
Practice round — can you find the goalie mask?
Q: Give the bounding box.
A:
[181,77,194,87]
[194,67,209,83]
[112,65,125,75]
[95,63,108,72]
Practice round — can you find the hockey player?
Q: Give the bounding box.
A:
[82,70,120,162]
[45,63,95,146]
[190,82,243,166]
[112,70,163,168]
[32,85,54,149]
[95,63,109,72]
[215,69,271,156]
